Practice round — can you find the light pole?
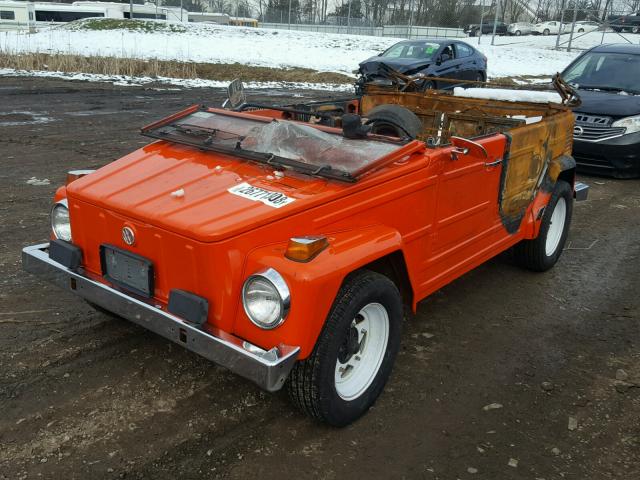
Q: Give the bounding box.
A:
[288,0,292,28]
[490,0,501,45]
[408,0,414,38]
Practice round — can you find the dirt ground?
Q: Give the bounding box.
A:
[1,76,639,480]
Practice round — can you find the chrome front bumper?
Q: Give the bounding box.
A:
[22,243,300,392]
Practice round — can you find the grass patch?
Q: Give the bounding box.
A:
[0,52,353,84]
[65,18,188,33]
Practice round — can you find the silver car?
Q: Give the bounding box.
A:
[508,22,535,35]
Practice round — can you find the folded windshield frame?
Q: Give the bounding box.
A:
[140,105,411,183]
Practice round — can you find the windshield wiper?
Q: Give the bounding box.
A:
[169,123,245,141]
[144,127,355,183]
[578,85,640,95]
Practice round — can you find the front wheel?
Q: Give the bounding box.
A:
[287,270,403,427]
[513,180,573,272]
[543,28,550,35]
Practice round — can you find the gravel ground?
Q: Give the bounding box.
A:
[0,76,639,480]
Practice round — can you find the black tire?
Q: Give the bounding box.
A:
[632,26,640,34]
[515,30,521,36]
[475,72,485,83]
[421,79,436,91]
[513,180,573,272]
[578,28,584,33]
[287,270,403,427]
[543,28,550,35]
[364,104,422,139]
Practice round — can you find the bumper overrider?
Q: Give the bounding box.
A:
[22,243,300,392]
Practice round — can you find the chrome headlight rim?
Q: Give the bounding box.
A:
[50,198,72,242]
[242,268,290,330]
[612,114,640,135]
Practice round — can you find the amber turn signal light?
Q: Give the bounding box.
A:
[66,169,95,186]
[285,236,329,262]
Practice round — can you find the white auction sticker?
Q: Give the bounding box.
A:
[228,182,295,208]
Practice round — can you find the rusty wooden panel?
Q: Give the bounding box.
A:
[499,110,574,228]
[360,86,574,232]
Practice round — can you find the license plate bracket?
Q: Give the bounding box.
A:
[100,244,154,297]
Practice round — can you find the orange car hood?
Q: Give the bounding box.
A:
[66,141,352,243]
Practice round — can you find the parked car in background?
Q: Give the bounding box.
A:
[508,22,535,35]
[532,21,566,35]
[357,39,487,91]
[562,44,640,177]
[607,11,640,33]
[572,20,600,33]
[464,21,507,36]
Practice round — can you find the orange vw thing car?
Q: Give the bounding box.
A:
[23,80,589,426]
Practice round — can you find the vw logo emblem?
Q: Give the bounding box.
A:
[573,125,584,137]
[122,226,135,246]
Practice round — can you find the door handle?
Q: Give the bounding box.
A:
[484,158,503,167]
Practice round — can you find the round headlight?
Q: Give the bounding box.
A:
[242,268,290,329]
[51,200,72,241]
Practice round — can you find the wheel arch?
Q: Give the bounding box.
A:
[354,250,413,309]
[236,225,413,358]
[544,154,576,192]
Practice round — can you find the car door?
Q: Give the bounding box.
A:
[432,43,465,87]
[423,136,508,289]
[453,42,477,81]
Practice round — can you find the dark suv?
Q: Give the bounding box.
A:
[562,44,640,178]
[464,22,508,37]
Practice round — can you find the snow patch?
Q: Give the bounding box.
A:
[0,68,354,92]
[26,177,51,186]
[454,87,562,104]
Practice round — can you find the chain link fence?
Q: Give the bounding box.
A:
[258,1,640,51]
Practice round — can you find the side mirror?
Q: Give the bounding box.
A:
[222,78,246,110]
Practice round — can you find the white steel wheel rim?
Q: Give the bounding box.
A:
[334,303,390,401]
[545,197,567,256]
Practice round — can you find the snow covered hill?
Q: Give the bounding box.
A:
[0,19,586,80]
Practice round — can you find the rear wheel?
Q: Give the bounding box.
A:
[513,180,573,272]
[515,30,521,35]
[632,26,640,34]
[543,28,550,35]
[287,270,403,427]
[365,104,422,139]
[578,28,585,33]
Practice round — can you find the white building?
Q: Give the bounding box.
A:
[0,1,188,31]
[188,11,230,24]
[0,1,34,31]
